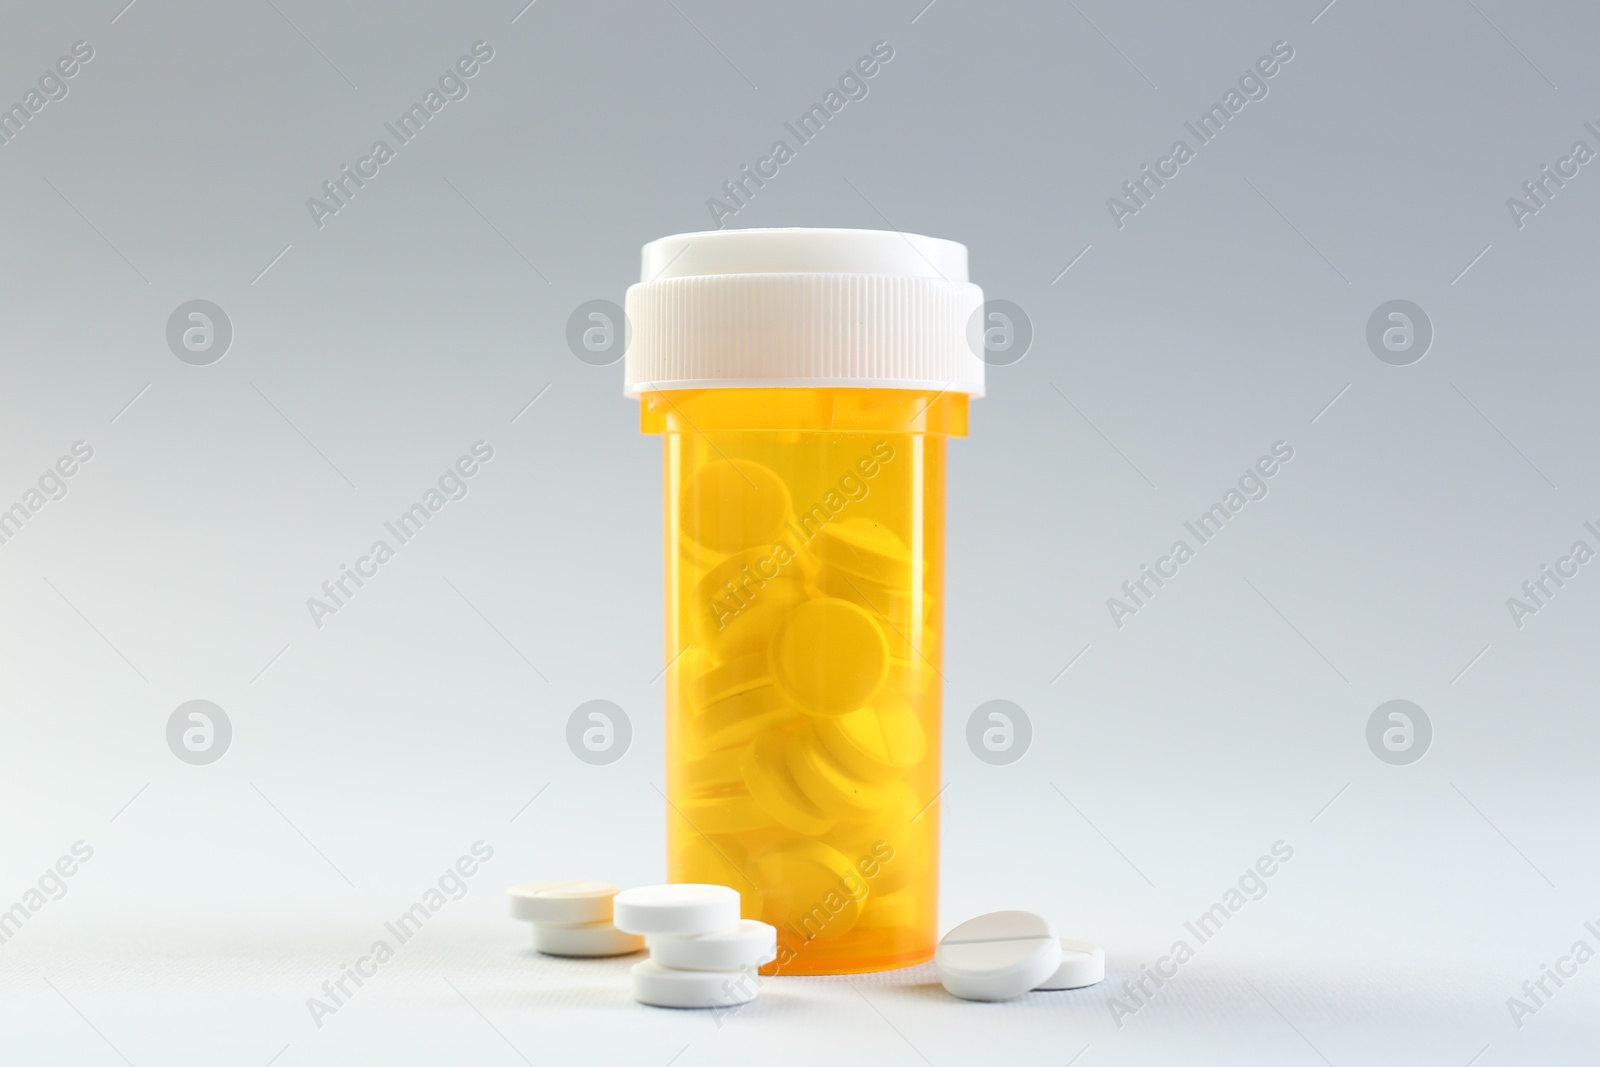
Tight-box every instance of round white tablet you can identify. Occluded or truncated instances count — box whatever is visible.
[936,910,1061,1002]
[613,884,742,936]
[531,921,644,958]
[1034,937,1105,990]
[649,920,777,971]
[507,880,618,925]
[631,959,759,1009]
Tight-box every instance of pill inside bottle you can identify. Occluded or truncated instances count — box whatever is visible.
[624,227,984,975]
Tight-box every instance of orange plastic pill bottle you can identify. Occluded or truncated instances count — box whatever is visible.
[624,228,984,974]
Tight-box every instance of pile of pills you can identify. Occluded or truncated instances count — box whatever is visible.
[672,456,939,961]
[507,880,643,958]
[509,880,778,1009]
[935,910,1104,1001]
[614,884,777,1009]
[509,880,1102,1008]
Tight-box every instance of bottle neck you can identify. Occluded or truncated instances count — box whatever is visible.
[640,388,969,437]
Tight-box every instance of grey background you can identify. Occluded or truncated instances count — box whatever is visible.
[2,0,1597,1063]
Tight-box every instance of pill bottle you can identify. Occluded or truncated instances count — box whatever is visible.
[625,228,983,975]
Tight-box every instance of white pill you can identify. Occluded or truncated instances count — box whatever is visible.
[613,884,742,936]
[531,920,644,958]
[1034,938,1105,990]
[631,959,760,1009]
[507,880,618,925]
[936,910,1061,1002]
[649,920,777,971]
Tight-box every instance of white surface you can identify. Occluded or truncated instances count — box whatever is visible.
[506,880,617,925]
[624,228,985,396]
[613,884,743,937]
[1036,937,1107,991]
[936,910,1062,1001]
[649,920,779,972]
[530,920,644,959]
[3,910,1598,1066]
[631,959,760,1010]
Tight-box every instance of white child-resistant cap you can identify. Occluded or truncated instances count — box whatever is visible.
[623,227,985,397]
